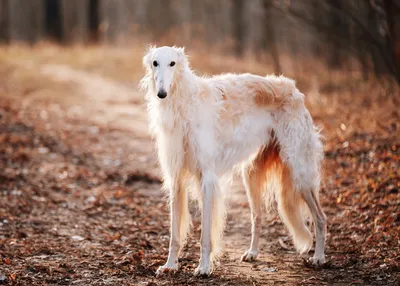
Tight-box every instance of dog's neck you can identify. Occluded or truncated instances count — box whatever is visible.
[170,68,198,100]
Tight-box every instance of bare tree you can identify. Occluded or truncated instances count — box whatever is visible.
[327,0,344,68]
[61,0,89,43]
[99,0,135,43]
[382,0,400,79]
[8,0,44,43]
[0,0,8,42]
[145,0,174,41]
[262,0,281,74]
[232,0,245,57]
[88,0,100,42]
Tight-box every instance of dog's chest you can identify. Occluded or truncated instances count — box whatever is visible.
[156,104,180,132]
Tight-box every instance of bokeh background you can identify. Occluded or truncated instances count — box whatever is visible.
[0,1,399,285]
[1,0,400,80]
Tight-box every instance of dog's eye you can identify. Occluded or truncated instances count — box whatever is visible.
[170,61,175,67]
[153,61,158,67]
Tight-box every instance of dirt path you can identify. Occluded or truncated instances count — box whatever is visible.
[1,54,398,285]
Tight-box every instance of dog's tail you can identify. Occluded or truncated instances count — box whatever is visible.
[262,86,323,254]
[276,165,313,254]
[262,143,313,255]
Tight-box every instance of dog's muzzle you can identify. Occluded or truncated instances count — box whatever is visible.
[157,90,167,99]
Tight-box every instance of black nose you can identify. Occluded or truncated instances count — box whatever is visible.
[157,90,167,99]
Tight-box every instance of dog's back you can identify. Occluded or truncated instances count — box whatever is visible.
[208,73,303,109]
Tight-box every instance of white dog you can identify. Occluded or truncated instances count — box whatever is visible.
[140,46,327,276]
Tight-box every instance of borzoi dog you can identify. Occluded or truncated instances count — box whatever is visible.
[140,46,327,276]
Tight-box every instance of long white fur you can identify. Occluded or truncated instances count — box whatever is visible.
[140,46,327,276]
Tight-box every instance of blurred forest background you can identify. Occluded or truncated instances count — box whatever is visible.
[0,0,399,81]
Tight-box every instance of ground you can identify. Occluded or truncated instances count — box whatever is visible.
[0,45,399,285]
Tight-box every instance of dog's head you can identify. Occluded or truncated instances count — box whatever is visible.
[141,46,188,99]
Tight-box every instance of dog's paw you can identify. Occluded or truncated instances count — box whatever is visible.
[309,255,325,266]
[156,263,178,277]
[193,264,212,277]
[241,249,259,262]
[303,255,326,268]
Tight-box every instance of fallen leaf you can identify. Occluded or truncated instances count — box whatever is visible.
[262,267,278,273]
[71,235,85,241]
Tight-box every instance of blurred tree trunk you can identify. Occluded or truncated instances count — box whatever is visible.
[144,0,173,41]
[45,0,62,41]
[99,0,134,43]
[327,0,343,68]
[61,0,89,43]
[172,0,191,43]
[358,41,370,80]
[130,0,148,37]
[232,0,245,57]
[354,1,370,80]
[99,0,117,42]
[189,0,205,40]
[8,0,44,43]
[0,0,8,42]
[311,0,323,58]
[367,2,388,76]
[383,0,400,80]
[181,0,192,42]
[262,0,281,74]
[88,0,100,42]
[204,1,219,44]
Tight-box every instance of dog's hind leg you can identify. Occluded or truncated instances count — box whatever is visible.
[301,189,327,265]
[240,148,267,262]
[241,144,281,262]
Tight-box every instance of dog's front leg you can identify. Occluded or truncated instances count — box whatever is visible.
[156,181,187,276]
[194,172,218,276]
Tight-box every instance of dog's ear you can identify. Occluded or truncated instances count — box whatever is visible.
[142,46,155,70]
[176,47,189,68]
[140,46,156,94]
